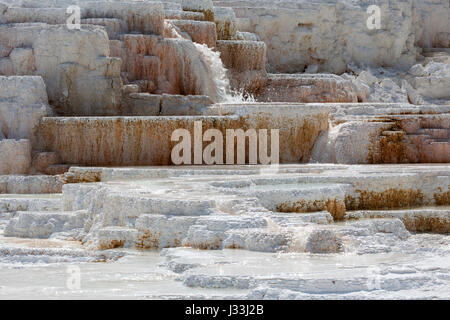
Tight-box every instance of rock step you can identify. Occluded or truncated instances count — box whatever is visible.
[32,152,72,175]
[182,273,433,294]
[334,114,450,125]
[337,114,450,125]
[96,227,138,250]
[4,210,88,239]
[0,139,32,175]
[167,19,217,48]
[256,73,358,103]
[44,164,72,175]
[66,164,449,183]
[419,117,450,130]
[418,128,449,139]
[161,1,182,10]
[90,193,218,221]
[269,211,333,226]
[134,214,287,251]
[0,175,64,194]
[332,116,393,124]
[422,48,450,64]
[429,140,450,145]
[165,10,205,21]
[381,131,404,137]
[422,48,450,54]
[64,165,352,183]
[345,208,450,233]
[2,2,165,36]
[37,104,328,166]
[406,136,450,162]
[32,152,61,173]
[329,103,450,116]
[92,214,272,251]
[122,93,212,116]
[0,216,10,230]
[235,183,349,220]
[422,142,450,163]
[81,18,127,40]
[421,139,450,147]
[406,134,431,144]
[0,246,124,265]
[0,195,62,213]
[421,137,437,144]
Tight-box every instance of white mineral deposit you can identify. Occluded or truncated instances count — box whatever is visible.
[0,0,449,300]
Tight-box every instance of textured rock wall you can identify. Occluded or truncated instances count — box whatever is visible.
[183,0,215,21]
[0,76,51,174]
[311,121,392,164]
[310,103,450,164]
[32,25,122,116]
[167,19,217,48]
[81,2,164,35]
[413,0,450,48]
[0,0,165,35]
[0,1,168,116]
[38,117,247,166]
[0,174,64,193]
[216,40,267,92]
[408,62,450,100]
[0,76,51,140]
[121,92,213,116]
[213,6,237,40]
[37,104,329,165]
[0,7,67,24]
[256,74,358,103]
[214,0,449,73]
[0,139,31,174]
[0,24,123,116]
[111,34,225,101]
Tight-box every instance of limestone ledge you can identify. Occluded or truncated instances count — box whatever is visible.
[0,24,122,116]
[47,164,450,252]
[37,104,329,165]
[0,175,64,194]
[217,0,449,73]
[0,76,50,140]
[0,195,62,213]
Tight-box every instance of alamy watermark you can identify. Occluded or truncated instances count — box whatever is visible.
[367,5,381,30]
[66,5,81,30]
[66,265,81,290]
[170,121,279,165]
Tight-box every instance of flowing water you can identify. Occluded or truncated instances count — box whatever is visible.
[1,244,448,299]
[165,20,254,103]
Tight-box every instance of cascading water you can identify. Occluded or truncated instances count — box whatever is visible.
[193,42,232,102]
[194,43,256,103]
[164,20,254,103]
[196,43,257,103]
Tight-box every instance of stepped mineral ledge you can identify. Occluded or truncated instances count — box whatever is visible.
[0,0,449,299]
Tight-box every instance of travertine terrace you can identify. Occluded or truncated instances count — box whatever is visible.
[0,0,449,299]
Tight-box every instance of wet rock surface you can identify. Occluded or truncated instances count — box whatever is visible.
[0,164,449,299]
[0,0,449,299]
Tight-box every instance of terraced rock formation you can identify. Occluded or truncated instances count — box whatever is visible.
[0,0,448,299]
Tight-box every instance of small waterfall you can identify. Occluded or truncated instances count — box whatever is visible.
[195,43,256,103]
[164,20,185,39]
[193,42,231,102]
[164,20,253,103]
